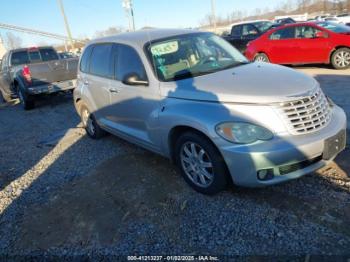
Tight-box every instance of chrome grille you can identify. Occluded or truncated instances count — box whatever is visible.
[276,89,331,135]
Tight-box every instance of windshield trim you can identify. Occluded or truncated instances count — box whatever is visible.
[143,32,248,82]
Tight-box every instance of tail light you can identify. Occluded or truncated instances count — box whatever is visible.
[22,65,32,85]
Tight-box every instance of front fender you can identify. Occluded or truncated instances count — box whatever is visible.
[157,98,247,157]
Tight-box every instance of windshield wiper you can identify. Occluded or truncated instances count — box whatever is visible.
[173,70,213,81]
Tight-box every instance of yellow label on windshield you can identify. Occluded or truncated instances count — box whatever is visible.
[150,41,179,56]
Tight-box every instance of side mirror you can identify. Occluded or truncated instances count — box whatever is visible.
[122,73,149,86]
[315,31,328,38]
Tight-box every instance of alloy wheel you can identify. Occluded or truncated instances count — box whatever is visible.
[334,50,350,68]
[180,142,214,188]
[255,55,268,62]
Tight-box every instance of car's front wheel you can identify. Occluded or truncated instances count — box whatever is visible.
[78,102,106,139]
[331,48,350,69]
[175,131,229,195]
[254,53,270,63]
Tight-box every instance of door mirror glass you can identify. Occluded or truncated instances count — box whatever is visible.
[122,73,149,86]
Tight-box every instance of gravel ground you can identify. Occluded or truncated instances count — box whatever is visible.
[0,68,349,259]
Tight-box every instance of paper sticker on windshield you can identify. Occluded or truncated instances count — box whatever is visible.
[151,41,178,56]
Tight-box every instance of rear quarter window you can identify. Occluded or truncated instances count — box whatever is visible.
[80,45,93,73]
[11,51,30,66]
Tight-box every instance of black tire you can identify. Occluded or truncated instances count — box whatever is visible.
[18,89,35,110]
[174,131,229,195]
[331,48,350,70]
[254,53,270,63]
[78,102,106,139]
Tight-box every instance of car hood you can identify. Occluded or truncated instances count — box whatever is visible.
[160,62,319,104]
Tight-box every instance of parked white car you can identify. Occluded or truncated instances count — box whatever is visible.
[336,14,350,24]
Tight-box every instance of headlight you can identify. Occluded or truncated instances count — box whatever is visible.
[215,122,274,144]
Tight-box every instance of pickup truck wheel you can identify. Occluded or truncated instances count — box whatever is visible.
[254,53,270,63]
[18,89,35,110]
[79,103,106,139]
[331,48,350,69]
[175,132,229,195]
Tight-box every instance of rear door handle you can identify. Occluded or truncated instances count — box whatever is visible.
[83,80,89,85]
[109,88,120,93]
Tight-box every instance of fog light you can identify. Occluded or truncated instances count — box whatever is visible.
[257,169,274,181]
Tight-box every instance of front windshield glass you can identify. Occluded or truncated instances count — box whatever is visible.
[316,22,350,33]
[253,21,274,32]
[146,33,248,81]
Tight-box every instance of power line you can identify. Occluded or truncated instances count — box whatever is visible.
[0,22,85,43]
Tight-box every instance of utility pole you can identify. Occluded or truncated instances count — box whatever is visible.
[122,0,135,31]
[57,0,75,50]
[211,0,217,33]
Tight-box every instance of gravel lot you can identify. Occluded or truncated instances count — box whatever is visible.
[0,67,349,259]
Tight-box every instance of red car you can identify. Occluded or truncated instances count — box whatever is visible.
[245,21,350,69]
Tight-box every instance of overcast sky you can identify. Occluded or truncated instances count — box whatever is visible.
[0,0,284,46]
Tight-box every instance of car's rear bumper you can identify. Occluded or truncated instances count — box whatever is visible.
[219,105,347,187]
[27,79,77,95]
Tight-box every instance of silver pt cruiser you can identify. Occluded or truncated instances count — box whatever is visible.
[74,29,347,194]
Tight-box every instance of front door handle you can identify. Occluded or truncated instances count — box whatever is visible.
[109,88,120,93]
[83,80,89,85]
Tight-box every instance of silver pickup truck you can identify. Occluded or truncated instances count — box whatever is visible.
[0,46,78,109]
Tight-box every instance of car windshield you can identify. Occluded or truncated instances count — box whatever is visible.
[316,22,350,33]
[146,32,248,81]
[253,21,274,32]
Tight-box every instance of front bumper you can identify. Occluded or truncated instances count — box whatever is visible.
[220,105,347,187]
[27,79,77,95]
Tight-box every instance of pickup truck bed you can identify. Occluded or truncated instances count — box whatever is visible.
[0,46,78,109]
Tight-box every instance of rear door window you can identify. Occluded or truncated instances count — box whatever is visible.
[39,48,59,61]
[115,44,147,81]
[89,44,113,78]
[270,27,295,40]
[295,26,321,38]
[11,51,30,66]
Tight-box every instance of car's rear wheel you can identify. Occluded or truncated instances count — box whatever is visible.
[254,53,270,63]
[78,102,106,139]
[18,89,35,110]
[174,131,229,195]
[331,48,350,69]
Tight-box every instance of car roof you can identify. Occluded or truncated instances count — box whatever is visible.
[271,22,322,30]
[230,20,270,27]
[89,28,202,48]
